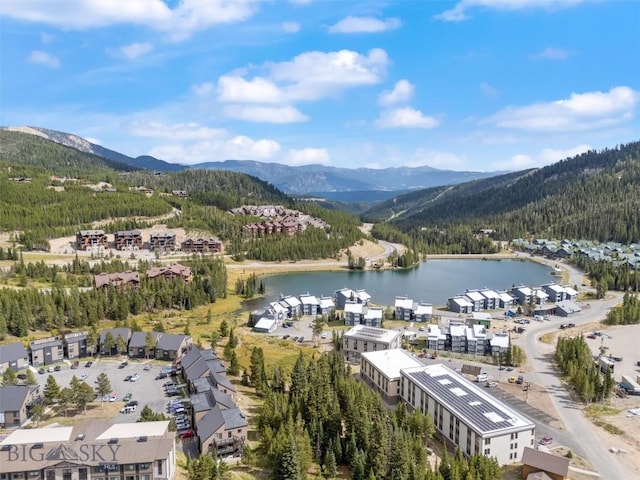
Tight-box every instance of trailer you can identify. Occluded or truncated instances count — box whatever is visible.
[620,375,640,395]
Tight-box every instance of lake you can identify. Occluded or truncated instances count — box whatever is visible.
[242,258,557,310]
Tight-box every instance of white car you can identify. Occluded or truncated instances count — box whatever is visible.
[130,373,140,382]
[321,332,328,339]
[109,393,119,402]
[80,374,88,381]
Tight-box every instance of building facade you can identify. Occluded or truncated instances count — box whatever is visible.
[76,230,109,251]
[360,349,423,404]
[342,325,402,364]
[64,332,89,359]
[29,336,64,366]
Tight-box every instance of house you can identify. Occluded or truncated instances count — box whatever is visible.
[99,328,132,355]
[395,296,414,321]
[534,289,549,305]
[464,290,486,312]
[447,296,473,314]
[511,286,534,305]
[0,342,29,374]
[355,289,372,305]
[279,295,302,318]
[181,237,222,253]
[498,291,516,309]
[489,332,510,356]
[196,405,248,456]
[466,324,488,355]
[541,283,568,302]
[75,230,109,251]
[29,336,64,366]
[93,271,140,289]
[363,307,383,327]
[400,363,535,465]
[426,325,446,352]
[299,293,319,316]
[146,263,192,282]
[471,312,492,328]
[561,286,578,301]
[334,287,356,309]
[253,316,278,333]
[114,230,143,250]
[448,322,467,353]
[157,333,193,362]
[0,420,176,480]
[414,302,433,323]
[344,301,365,326]
[181,349,233,395]
[521,447,569,480]
[360,349,423,404]
[149,232,176,252]
[128,331,162,358]
[318,296,335,316]
[342,325,402,364]
[64,331,89,359]
[0,385,39,428]
[480,289,500,310]
[555,301,581,317]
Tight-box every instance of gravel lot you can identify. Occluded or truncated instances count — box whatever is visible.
[33,357,177,423]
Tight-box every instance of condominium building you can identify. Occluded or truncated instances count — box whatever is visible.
[342,325,402,364]
[360,349,423,404]
[400,363,535,465]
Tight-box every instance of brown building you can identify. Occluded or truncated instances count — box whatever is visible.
[181,238,222,254]
[146,264,192,282]
[114,230,143,250]
[196,406,247,457]
[0,420,176,479]
[150,232,176,252]
[29,336,64,367]
[522,447,569,480]
[0,385,40,428]
[94,271,140,289]
[0,342,29,372]
[64,331,89,359]
[76,230,109,251]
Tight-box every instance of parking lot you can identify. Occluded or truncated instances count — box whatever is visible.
[32,357,178,423]
[266,317,332,344]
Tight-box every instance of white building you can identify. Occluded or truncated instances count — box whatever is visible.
[414,302,433,323]
[363,307,383,327]
[400,363,535,465]
[360,349,423,404]
[395,296,414,321]
[343,325,402,364]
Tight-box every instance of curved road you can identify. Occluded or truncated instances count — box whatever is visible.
[515,291,631,478]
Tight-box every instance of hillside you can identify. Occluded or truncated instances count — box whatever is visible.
[365,141,640,243]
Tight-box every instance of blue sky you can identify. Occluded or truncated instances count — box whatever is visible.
[1,0,639,171]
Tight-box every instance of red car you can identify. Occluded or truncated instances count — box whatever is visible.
[179,430,195,439]
[586,334,596,339]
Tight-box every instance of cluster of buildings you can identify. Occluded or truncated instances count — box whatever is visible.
[75,230,222,254]
[251,293,337,333]
[357,346,536,466]
[229,204,329,238]
[93,263,192,289]
[179,348,247,457]
[447,283,581,318]
[513,238,640,268]
[0,420,177,480]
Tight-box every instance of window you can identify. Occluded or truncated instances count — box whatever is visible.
[484,438,491,445]
[157,460,163,476]
[125,476,134,480]
[141,476,150,480]
[228,431,232,438]
[79,468,88,480]
[510,432,518,440]
[139,464,150,470]
[125,464,136,471]
[484,448,490,455]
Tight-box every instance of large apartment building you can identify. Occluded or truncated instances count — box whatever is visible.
[0,420,176,480]
[75,230,109,251]
[400,363,535,465]
[342,325,402,364]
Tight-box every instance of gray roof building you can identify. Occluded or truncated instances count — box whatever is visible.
[0,342,29,371]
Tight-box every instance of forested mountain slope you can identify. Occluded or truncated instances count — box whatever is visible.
[365,142,640,243]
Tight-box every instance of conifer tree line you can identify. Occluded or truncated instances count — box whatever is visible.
[0,256,226,339]
[571,256,640,296]
[250,349,502,480]
[554,336,614,403]
[604,292,640,325]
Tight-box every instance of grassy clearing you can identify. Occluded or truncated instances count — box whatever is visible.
[539,332,556,344]
[585,404,625,435]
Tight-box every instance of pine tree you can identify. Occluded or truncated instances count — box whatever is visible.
[323,449,337,478]
[2,368,18,386]
[94,372,112,406]
[43,375,61,404]
[272,434,302,480]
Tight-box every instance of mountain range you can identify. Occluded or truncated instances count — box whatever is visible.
[1,126,501,199]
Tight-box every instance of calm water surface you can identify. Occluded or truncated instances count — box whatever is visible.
[242,258,556,310]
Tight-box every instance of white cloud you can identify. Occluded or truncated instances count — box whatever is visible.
[531,47,570,60]
[2,0,258,41]
[282,21,300,33]
[488,86,639,132]
[223,105,309,123]
[286,148,330,165]
[328,16,401,34]
[217,48,389,104]
[378,80,414,106]
[436,0,586,22]
[192,82,214,96]
[129,121,226,141]
[217,76,285,103]
[480,82,498,98]
[27,50,60,68]
[490,144,592,170]
[120,42,153,59]
[375,107,439,129]
[40,32,55,44]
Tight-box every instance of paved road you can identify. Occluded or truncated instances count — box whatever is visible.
[517,292,631,478]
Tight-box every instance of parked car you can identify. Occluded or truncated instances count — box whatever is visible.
[506,367,514,372]
[143,364,152,371]
[179,430,195,439]
[124,375,132,382]
[516,375,524,385]
[71,361,79,369]
[80,374,89,381]
[120,405,136,414]
[109,393,120,402]
[156,373,168,380]
[586,334,597,339]
[298,336,304,343]
[123,393,133,402]
[54,365,62,371]
[508,376,517,383]
[85,361,93,368]
[118,362,128,369]
[38,368,46,374]
[126,400,139,407]
[47,366,55,372]
[130,373,140,382]
[321,332,328,339]
[539,436,553,446]
[485,381,498,388]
